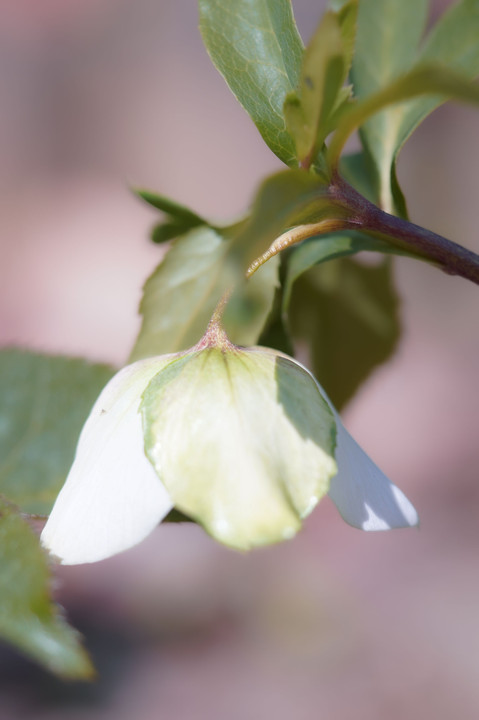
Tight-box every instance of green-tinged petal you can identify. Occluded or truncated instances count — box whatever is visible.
[41,357,175,565]
[142,345,337,550]
[258,347,419,530]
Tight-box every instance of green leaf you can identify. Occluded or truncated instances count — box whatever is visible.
[393,0,479,168]
[150,220,194,245]
[0,500,94,679]
[258,281,295,356]
[339,152,377,202]
[223,256,279,345]
[328,64,479,180]
[0,351,115,516]
[230,169,331,271]
[199,0,303,165]
[134,189,207,244]
[349,0,429,213]
[129,226,279,360]
[134,189,206,225]
[349,0,479,215]
[284,3,357,163]
[283,231,394,308]
[288,256,400,410]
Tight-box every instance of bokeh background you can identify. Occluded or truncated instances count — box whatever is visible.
[1,0,479,718]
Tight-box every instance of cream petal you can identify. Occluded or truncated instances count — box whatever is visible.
[327,417,419,530]
[41,357,175,564]
[255,347,418,530]
[142,348,337,550]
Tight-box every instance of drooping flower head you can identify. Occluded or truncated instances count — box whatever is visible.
[41,323,418,565]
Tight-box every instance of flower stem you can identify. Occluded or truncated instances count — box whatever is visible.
[329,174,479,285]
[196,291,234,351]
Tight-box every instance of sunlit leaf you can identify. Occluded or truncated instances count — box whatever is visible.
[199,0,303,165]
[0,350,114,516]
[284,2,357,163]
[0,501,93,679]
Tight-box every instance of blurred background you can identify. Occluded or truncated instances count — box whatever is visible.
[1,0,479,718]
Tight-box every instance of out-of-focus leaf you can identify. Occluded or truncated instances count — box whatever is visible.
[0,351,114,516]
[349,0,429,214]
[231,169,331,271]
[130,226,279,360]
[134,189,207,244]
[134,189,206,224]
[199,0,303,165]
[393,0,479,169]
[288,256,400,410]
[223,256,279,345]
[328,65,479,182]
[350,0,479,215]
[283,231,395,308]
[257,281,295,356]
[150,220,195,245]
[284,2,357,163]
[0,500,93,679]
[339,152,377,203]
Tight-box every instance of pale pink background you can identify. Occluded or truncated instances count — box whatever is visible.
[0,1,478,718]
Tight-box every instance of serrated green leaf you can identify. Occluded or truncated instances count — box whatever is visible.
[284,3,357,164]
[288,256,400,410]
[199,0,303,165]
[0,500,94,679]
[0,351,115,516]
[129,226,279,360]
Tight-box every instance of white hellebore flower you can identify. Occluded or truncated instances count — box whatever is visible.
[41,326,418,565]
